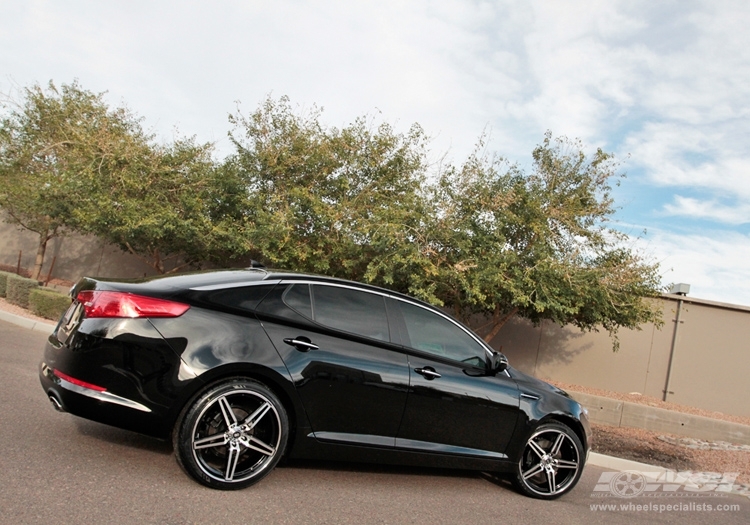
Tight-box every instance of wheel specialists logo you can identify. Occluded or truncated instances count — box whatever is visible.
[592,470,740,499]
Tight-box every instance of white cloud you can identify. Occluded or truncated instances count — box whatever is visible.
[634,228,750,306]
[663,196,750,225]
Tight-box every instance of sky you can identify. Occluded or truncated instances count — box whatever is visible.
[2,0,750,305]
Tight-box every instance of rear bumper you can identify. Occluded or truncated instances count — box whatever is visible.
[38,316,196,439]
[40,362,152,413]
[39,359,171,438]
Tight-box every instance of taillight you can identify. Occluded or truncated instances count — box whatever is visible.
[54,369,107,392]
[76,290,190,318]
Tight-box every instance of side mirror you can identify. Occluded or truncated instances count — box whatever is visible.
[489,351,509,374]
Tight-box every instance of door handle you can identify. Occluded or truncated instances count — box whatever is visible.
[414,367,441,380]
[283,337,319,352]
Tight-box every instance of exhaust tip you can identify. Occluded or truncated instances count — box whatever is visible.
[48,393,64,412]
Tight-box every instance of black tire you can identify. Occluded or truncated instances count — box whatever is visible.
[511,421,584,500]
[174,378,288,490]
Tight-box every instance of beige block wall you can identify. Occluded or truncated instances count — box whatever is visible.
[483,297,750,418]
[665,302,750,416]
[0,219,157,281]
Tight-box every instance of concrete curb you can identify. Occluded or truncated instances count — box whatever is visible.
[588,452,669,474]
[0,309,56,333]
[586,453,750,499]
[570,391,750,446]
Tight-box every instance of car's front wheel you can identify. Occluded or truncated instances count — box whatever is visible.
[174,379,288,490]
[511,421,584,499]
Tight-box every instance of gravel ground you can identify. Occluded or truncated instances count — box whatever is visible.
[1,297,748,486]
[549,380,750,486]
[592,424,750,485]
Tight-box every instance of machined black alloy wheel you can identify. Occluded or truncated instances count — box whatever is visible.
[175,379,289,489]
[512,422,583,499]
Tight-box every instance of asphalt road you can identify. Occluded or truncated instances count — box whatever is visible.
[1,319,748,525]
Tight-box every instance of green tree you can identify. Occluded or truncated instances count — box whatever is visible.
[228,96,430,282]
[0,81,147,279]
[401,132,663,347]
[72,136,250,274]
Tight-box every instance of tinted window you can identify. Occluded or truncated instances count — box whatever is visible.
[283,284,312,319]
[204,284,275,312]
[397,300,486,366]
[312,285,390,342]
[255,285,313,325]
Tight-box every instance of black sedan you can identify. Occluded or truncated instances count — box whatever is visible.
[39,268,590,499]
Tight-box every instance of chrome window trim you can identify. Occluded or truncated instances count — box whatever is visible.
[189,279,281,291]
[277,280,391,297]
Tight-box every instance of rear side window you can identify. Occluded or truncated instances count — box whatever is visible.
[203,284,275,312]
[312,285,390,342]
[282,284,312,319]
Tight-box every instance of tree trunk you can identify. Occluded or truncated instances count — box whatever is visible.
[482,307,519,343]
[31,229,49,281]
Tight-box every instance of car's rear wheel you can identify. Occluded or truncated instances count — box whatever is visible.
[511,421,583,499]
[174,379,288,490]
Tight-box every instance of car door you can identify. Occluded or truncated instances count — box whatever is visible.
[390,298,520,458]
[257,282,410,447]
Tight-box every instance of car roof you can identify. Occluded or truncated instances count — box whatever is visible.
[87,268,434,310]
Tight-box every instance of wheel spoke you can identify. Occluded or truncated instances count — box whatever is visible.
[242,402,271,430]
[547,468,557,494]
[528,439,547,459]
[522,462,545,480]
[550,433,566,456]
[218,395,238,427]
[240,435,276,456]
[193,432,228,450]
[556,459,578,469]
[225,441,241,481]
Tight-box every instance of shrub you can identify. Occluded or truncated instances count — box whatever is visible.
[29,288,71,320]
[0,271,14,297]
[6,274,40,309]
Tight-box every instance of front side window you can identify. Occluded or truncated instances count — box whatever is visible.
[397,300,486,367]
[311,285,390,342]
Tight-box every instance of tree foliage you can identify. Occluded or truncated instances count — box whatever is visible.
[228,96,430,282]
[399,132,663,346]
[0,81,145,278]
[73,136,248,274]
[228,100,662,346]
[0,81,246,276]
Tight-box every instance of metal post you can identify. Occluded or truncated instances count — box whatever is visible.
[663,298,684,401]
[44,256,57,286]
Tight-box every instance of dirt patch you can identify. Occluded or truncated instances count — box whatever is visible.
[592,423,750,485]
